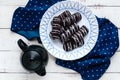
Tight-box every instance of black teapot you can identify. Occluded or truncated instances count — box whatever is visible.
[18,39,48,76]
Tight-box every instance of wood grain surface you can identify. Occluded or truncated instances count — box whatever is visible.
[0,0,120,80]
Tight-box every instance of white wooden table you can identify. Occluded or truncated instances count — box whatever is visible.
[0,0,120,80]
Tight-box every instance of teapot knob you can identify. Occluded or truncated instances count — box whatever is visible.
[18,39,28,52]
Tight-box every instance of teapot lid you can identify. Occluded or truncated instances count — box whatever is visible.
[21,51,42,70]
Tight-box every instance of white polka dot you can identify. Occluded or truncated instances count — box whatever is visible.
[102,60,105,62]
[20,18,22,20]
[91,70,94,72]
[105,43,108,46]
[92,75,94,77]
[96,74,99,77]
[98,49,100,51]
[102,44,104,46]
[104,33,107,36]
[26,18,29,20]
[28,9,30,11]
[29,4,32,6]
[93,50,96,52]
[111,47,113,49]
[35,1,38,3]
[88,75,90,77]
[104,53,107,54]
[100,35,102,37]
[41,8,43,10]
[24,21,26,23]
[89,62,91,64]
[68,66,71,68]
[82,64,84,66]
[16,15,18,17]
[11,28,14,30]
[29,15,31,17]
[34,9,37,11]
[109,37,111,40]
[87,70,89,73]
[21,24,23,26]
[17,21,20,23]
[96,61,98,63]
[30,22,32,24]
[18,27,20,30]
[34,5,37,7]
[38,12,40,14]
[35,16,38,18]
[13,18,15,20]
[79,67,81,69]
[74,67,76,70]
[40,3,43,5]
[115,41,117,44]
[96,69,98,72]
[100,69,103,71]
[106,48,109,50]
[31,12,34,15]
[18,11,21,13]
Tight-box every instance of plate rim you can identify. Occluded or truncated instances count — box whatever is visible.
[40,1,99,60]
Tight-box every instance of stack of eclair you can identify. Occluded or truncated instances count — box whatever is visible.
[50,10,89,51]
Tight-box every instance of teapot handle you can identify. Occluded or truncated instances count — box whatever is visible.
[18,39,28,52]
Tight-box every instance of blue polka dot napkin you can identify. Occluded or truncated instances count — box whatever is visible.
[56,17,119,80]
[11,0,119,80]
[11,0,61,40]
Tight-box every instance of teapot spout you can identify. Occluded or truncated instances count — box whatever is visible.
[18,39,28,52]
[35,67,46,76]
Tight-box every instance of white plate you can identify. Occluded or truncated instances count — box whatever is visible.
[40,1,98,60]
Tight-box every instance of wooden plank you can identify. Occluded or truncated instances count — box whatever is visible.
[0,6,120,28]
[0,29,39,50]
[0,29,119,73]
[1,0,120,6]
[0,0,28,6]
[0,28,119,51]
[0,73,119,80]
[0,50,120,73]
[0,73,81,80]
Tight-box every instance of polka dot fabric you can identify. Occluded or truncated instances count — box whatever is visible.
[11,0,62,40]
[56,17,119,80]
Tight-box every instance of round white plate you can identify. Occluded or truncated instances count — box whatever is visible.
[40,1,98,60]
